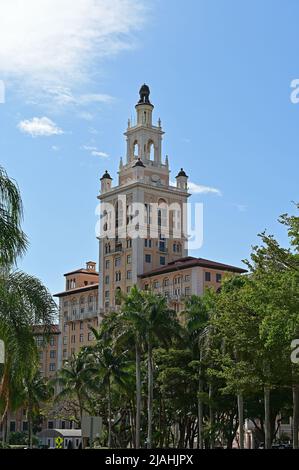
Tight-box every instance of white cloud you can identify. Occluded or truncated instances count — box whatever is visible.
[82,145,97,151]
[82,145,109,158]
[43,87,115,108]
[171,180,222,196]
[51,145,60,151]
[92,151,109,158]
[234,204,247,212]
[188,181,222,196]
[18,117,64,137]
[0,0,146,92]
[78,112,94,121]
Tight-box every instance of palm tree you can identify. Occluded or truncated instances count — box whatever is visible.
[0,272,56,430]
[53,350,96,429]
[91,340,130,448]
[183,295,209,449]
[0,167,56,435]
[120,286,147,449]
[143,291,178,449]
[0,166,27,267]
[23,370,53,448]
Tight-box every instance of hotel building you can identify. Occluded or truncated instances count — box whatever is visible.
[55,85,246,357]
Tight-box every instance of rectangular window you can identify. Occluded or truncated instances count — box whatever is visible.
[50,350,56,359]
[48,421,54,430]
[105,259,110,269]
[22,422,28,432]
[49,363,56,372]
[144,204,152,225]
[105,290,110,298]
[185,287,191,296]
[88,332,93,342]
[71,335,76,344]
[145,254,151,263]
[105,275,110,284]
[63,336,67,345]
[63,349,67,358]
[154,281,159,289]
[127,270,132,280]
[159,236,166,252]
[115,257,121,267]
[71,323,76,331]
[216,273,222,283]
[160,256,166,266]
[205,272,211,282]
[80,334,84,343]
[127,255,132,264]
[50,337,55,346]
[126,286,131,293]
[10,421,16,433]
[185,274,190,282]
[36,336,44,347]
[115,272,121,282]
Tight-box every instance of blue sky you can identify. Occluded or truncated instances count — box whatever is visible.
[0,0,298,294]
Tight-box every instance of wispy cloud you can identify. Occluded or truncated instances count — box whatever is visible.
[82,145,109,158]
[233,203,247,212]
[92,151,109,158]
[0,1,146,88]
[41,87,115,109]
[18,117,64,137]
[188,181,222,196]
[171,180,222,196]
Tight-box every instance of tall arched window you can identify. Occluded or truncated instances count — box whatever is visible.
[133,140,139,158]
[147,140,154,160]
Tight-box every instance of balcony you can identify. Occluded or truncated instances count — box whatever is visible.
[113,243,123,253]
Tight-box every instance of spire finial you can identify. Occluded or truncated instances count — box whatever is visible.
[138,84,151,104]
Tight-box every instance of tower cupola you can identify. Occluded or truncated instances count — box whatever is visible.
[176,168,188,190]
[135,83,154,127]
[100,170,112,193]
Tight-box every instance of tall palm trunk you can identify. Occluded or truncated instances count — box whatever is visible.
[108,378,112,448]
[209,383,214,449]
[264,386,271,449]
[237,393,244,449]
[147,340,153,449]
[135,342,141,449]
[28,406,33,449]
[197,365,203,449]
[293,384,299,449]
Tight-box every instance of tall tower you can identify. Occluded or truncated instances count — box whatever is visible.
[97,85,190,313]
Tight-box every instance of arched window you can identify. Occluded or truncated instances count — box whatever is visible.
[133,140,139,158]
[147,140,154,160]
